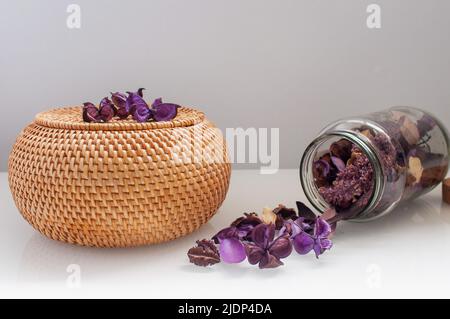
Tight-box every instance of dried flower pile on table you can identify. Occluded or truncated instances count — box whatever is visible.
[187,202,334,269]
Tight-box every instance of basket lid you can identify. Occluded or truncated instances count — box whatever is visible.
[34,106,205,131]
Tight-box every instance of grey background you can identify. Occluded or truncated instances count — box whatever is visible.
[1,0,450,171]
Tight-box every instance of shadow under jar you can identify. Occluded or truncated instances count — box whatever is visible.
[300,106,450,221]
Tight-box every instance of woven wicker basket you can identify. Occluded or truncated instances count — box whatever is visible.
[8,106,231,247]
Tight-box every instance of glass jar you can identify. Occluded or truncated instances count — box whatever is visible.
[300,106,449,221]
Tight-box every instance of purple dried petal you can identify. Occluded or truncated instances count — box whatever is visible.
[281,218,310,238]
[82,102,99,123]
[268,236,292,259]
[113,92,131,119]
[219,238,246,264]
[116,106,130,119]
[153,103,178,122]
[152,97,163,108]
[212,226,239,244]
[319,238,333,250]
[230,213,262,239]
[245,243,265,265]
[99,104,116,122]
[313,243,322,259]
[314,218,331,238]
[111,93,127,119]
[111,92,127,109]
[292,232,314,255]
[187,239,220,267]
[312,238,333,258]
[98,97,116,122]
[132,104,153,122]
[278,222,292,237]
[251,223,275,248]
[259,252,283,269]
[127,90,148,111]
[99,97,112,109]
[331,156,346,172]
[314,159,330,177]
[288,220,302,237]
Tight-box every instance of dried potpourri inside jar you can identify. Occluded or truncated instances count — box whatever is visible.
[300,106,449,221]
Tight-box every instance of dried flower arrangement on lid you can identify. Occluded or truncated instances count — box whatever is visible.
[82,88,179,123]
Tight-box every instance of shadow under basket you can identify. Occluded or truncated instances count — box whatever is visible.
[8,107,231,247]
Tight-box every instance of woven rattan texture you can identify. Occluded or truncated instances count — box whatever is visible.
[8,107,231,247]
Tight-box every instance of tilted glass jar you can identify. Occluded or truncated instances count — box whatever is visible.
[300,106,449,221]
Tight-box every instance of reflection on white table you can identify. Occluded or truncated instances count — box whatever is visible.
[1,170,450,298]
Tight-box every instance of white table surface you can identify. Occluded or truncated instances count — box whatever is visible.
[1,169,450,299]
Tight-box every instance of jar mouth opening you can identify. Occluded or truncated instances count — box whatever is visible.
[300,130,385,220]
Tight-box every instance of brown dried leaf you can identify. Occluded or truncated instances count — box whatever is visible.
[187,239,220,267]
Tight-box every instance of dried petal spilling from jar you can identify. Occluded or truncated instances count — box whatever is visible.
[187,202,334,269]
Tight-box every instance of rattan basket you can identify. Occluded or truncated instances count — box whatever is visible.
[8,106,231,247]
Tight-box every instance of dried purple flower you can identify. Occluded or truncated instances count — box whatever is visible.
[132,104,153,123]
[82,102,99,123]
[152,97,163,108]
[98,97,116,122]
[187,239,220,267]
[111,92,129,119]
[153,103,179,122]
[189,202,334,270]
[126,90,148,112]
[279,217,311,238]
[211,213,262,264]
[213,213,262,243]
[293,218,332,258]
[125,89,153,123]
[245,224,292,269]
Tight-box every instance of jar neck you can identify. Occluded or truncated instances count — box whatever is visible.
[300,129,385,220]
